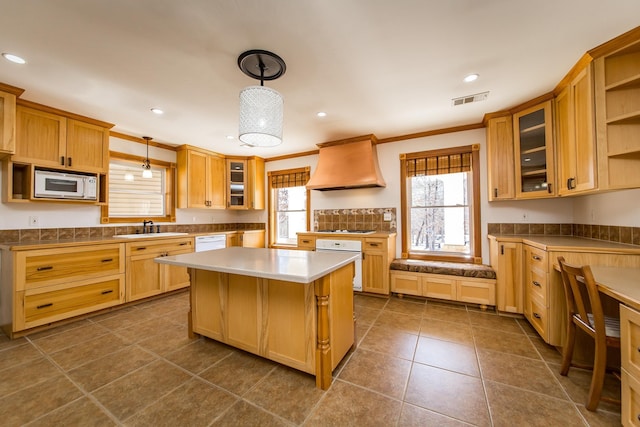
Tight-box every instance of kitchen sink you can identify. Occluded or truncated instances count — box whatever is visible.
[114,232,189,238]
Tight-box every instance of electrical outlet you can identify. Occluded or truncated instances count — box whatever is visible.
[383,212,392,221]
[29,216,39,227]
[521,212,528,222]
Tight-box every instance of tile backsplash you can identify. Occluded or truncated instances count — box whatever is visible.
[314,208,397,233]
[488,222,640,247]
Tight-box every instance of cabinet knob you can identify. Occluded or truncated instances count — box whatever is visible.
[533,312,542,319]
[547,183,552,194]
[532,255,541,261]
[60,156,65,166]
[567,177,576,190]
[67,157,72,167]
[532,281,541,287]
[493,188,498,198]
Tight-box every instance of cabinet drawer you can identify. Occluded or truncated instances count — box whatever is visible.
[622,305,640,380]
[364,239,385,251]
[423,275,456,301]
[457,279,496,306]
[19,244,123,290]
[297,236,316,250]
[527,268,548,302]
[622,368,640,427]
[527,295,548,339]
[126,238,193,256]
[390,272,421,296]
[23,276,123,327]
[526,246,548,272]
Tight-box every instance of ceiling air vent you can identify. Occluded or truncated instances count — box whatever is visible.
[452,91,489,107]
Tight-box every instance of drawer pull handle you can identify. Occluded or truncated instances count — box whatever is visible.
[369,243,380,247]
[637,347,640,353]
[533,312,542,319]
[101,258,113,263]
[532,281,541,287]
[136,247,147,251]
[302,240,310,243]
[179,242,188,246]
[532,255,542,261]
[37,266,53,271]
[37,303,53,309]
[101,290,114,295]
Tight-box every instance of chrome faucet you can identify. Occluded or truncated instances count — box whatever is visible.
[143,220,154,233]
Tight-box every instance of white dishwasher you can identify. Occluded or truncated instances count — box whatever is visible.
[315,239,363,291]
[195,234,227,252]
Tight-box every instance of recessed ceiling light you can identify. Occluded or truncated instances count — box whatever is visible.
[463,73,479,83]
[226,135,235,140]
[150,108,164,115]
[316,112,327,117]
[2,53,26,64]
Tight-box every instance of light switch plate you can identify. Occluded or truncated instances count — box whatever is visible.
[383,212,392,221]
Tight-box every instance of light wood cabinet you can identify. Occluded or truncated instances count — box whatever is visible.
[594,37,640,190]
[13,104,110,173]
[486,115,515,200]
[0,87,20,157]
[236,230,265,248]
[297,235,316,250]
[621,304,640,426]
[523,244,552,340]
[556,65,597,195]
[176,145,226,209]
[362,238,389,294]
[125,237,194,302]
[513,101,556,198]
[489,237,523,314]
[1,242,125,336]
[226,157,265,210]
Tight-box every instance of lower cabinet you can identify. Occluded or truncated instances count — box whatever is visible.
[125,237,194,302]
[621,304,640,426]
[489,237,524,314]
[390,270,496,307]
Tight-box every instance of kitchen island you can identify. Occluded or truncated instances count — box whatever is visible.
[154,246,358,389]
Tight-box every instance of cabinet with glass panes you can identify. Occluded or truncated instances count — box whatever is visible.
[513,100,555,198]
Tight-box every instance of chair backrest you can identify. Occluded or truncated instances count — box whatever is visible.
[557,256,605,338]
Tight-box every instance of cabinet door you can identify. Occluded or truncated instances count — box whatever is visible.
[495,241,523,313]
[227,159,247,208]
[127,253,163,301]
[186,150,209,208]
[0,91,17,156]
[513,101,555,198]
[557,67,596,195]
[486,115,515,200]
[14,106,66,167]
[362,247,387,295]
[240,231,265,248]
[208,154,226,209]
[66,119,109,173]
[248,157,265,209]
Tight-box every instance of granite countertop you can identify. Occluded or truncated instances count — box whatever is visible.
[154,246,359,283]
[488,234,640,254]
[297,231,396,238]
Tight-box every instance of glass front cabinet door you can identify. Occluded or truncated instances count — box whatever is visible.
[513,100,555,198]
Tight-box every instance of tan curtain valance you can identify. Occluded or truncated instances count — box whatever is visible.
[269,167,310,188]
[405,151,471,177]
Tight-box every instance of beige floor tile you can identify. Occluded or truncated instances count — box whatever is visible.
[549,362,621,414]
[577,404,621,427]
[355,321,372,346]
[338,348,411,399]
[93,306,159,331]
[419,317,475,346]
[211,400,290,426]
[48,332,130,371]
[517,317,540,337]
[374,310,422,335]
[243,365,325,424]
[477,348,567,399]
[405,363,490,426]
[530,334,564,364]
[136,322,195,356]
[32,322,111,354]
[0,374,83,426]
[473,327,540,359]
[0,342,43,371]
[484,380,586,427]
[113,315,181,344]
[468,311,525,335]
[354,294,388,310]
[398,403,472,426]
[163,307,191,326]
[384,297,426,317]
[304,380,402,426]
[0,357,61,397]
[24,319,93,340]
[414,337,479,377]
[354,304,382,325]
[164,337,234,374]
[0,333,28,353]
[125,378,238,426]
[199,350,277,395]
[359,325,418,360]
[92,359,191,421]
[67,344,157,392]
[28,397,116,426]
[423,304,470,324]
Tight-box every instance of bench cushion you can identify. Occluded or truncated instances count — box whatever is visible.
[390,259,496,280]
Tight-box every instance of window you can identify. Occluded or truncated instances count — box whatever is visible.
[101,152,176,223]
[400,145,481,263]
[268,167,310,247]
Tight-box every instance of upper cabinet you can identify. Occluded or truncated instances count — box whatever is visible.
[226,157,264,210]
[486,115,515,200]
[13,102,111,174]
[0,84,23,158]
[555,64,597,195]
[513,101,555,198]
[594,36,640,190]
[176,145,226,209]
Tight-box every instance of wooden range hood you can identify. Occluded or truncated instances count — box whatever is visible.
[306,135,387,191]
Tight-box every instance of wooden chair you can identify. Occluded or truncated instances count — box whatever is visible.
[557,256,620,411]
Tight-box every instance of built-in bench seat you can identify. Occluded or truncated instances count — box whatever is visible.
[390,259,497,309]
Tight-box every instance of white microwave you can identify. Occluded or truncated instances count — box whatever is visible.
[34,170,98,200]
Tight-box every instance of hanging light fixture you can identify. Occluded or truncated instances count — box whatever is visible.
[237,49,286,147]
[142,136,153,178]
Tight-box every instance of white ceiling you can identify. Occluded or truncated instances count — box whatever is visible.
[1,1,639,158]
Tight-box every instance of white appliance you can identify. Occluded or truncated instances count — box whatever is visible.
[34,169,98,200]
[195,234,227,252]
[315,238,363,291]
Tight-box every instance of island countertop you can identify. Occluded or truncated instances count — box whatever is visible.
[154,246,359,283]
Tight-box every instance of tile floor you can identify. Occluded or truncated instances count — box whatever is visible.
[0,291,622,426]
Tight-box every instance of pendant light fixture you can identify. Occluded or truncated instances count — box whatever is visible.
[237,49,286,147]
[142,136,153,178]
